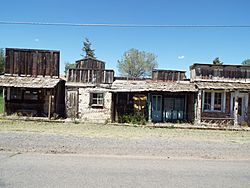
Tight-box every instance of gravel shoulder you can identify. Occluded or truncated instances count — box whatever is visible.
[0,120,250,160]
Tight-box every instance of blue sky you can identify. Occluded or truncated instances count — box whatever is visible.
[0,0,249,77]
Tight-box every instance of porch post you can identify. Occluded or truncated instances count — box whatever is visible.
[48,95,52,119]
[147,93,152,122]
[3,87,6,116]
[195,90,202,125]
[234,90,239,127]
[115,93,119,122]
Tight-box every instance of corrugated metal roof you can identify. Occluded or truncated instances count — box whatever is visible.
[0,75,61,88]
[111,80,197,92]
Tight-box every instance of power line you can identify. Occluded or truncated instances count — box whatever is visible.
[0,21,250,28]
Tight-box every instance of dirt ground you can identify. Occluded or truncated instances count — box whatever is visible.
[0,120,250,160]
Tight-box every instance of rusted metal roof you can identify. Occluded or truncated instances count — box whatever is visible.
[0,75,61,88]
[196,81,250,90]
[111,80,197,92]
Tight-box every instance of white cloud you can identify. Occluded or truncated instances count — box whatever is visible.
[178,55,185,59]
[34,38,39,42]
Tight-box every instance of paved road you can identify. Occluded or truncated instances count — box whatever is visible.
[0,152,249,188]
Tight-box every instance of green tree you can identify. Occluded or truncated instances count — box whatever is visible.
[64,62,75,75]
[0,48,4,74]
[81,38,95,58]
[212,57,223,65]
[117,48,157,78]
[242,59,250,66]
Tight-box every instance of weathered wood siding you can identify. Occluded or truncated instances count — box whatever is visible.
[190,64,250,82]
[67,69,114,84]
[5,48,60,77]
[248,93,250,125]
[76,58,105,70]
[54,80,66,117]
[187,93,195,122]
[66,88,79,118]
[152,70,186,81]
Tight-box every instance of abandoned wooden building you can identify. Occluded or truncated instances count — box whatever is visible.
[0,48,65,118]
[111,70,197,123]
[1,48,249,127]
[66,58,250,126]
[66,56,114,123]
[190,63,250,126]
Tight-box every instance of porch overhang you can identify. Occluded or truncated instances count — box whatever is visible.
[196,81,250,91]
[0,75,61,88]
[111,80,197,93]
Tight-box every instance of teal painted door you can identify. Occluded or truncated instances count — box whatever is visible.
[152,95,162,122]
[164,97,185,121]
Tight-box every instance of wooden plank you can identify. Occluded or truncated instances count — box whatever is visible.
[234,91,239,126]
[48,95,52,119]
[56,52,60,77]
[5,49,11,74]
[33,51,38,76]
[14,51,18,75]
[195,90,202,125]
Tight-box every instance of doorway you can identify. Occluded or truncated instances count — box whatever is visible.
[231,92,249,123]
[151,95,162,122]
[164,97,185,121]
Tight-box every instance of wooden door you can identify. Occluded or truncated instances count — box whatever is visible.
[151,95,162,122]
[66,89,79,118]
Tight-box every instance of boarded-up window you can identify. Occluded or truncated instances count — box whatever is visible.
[90,93,104,108]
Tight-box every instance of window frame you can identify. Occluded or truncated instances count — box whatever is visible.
[90,92,104,108]
[202,90,226,112]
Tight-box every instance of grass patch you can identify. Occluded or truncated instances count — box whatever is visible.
[0,119,249,143]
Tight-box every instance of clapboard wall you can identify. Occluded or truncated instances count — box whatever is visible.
[5,48,60,77]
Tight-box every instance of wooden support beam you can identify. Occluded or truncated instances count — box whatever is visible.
[148,93,152,122]
[115,93,119,122]
[48,95,52,119]
[87,70,90,83]
[2,89,5,115]
[195,90,202,125]
[234,90,239,127]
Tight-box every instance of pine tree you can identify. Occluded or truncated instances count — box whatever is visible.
[212,57,223,65]
[82,38,95,58]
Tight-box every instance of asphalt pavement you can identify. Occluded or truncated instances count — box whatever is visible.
[0,152,249,188]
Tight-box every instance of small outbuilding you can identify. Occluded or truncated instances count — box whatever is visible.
[0,48,65,118]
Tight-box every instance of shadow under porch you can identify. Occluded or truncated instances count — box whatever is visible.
[111,92,195,123]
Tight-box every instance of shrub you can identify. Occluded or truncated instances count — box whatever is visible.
[118,114,147,125]
[240,121,248,127]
